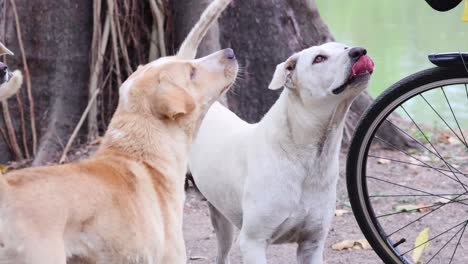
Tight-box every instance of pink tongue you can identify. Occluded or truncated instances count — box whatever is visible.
[351,55,374,77]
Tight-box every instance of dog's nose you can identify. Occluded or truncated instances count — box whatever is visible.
[224,48,236,60]
[349,47,367,61]
[0,62,7,78]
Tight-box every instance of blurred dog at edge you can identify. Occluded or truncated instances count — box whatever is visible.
[0,42,23,102]
[189,42,374,264]
[0,0,236,263]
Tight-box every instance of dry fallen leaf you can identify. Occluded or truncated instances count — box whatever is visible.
[416,204,432,213]
[335,209,350,216]
[332,240,354,250]
[0,164,9,174]
[435,196,452,204]
[377,158,391,165]
[332,239,370,250]
[447,136,460,145]
[189,256,208,260]
[412,227,430,263]
[437,132,450,143]
[394,204,420,213]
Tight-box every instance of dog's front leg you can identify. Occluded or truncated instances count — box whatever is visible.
[25,238,67,264]
[296,238,326,264]
[239,231,268,264]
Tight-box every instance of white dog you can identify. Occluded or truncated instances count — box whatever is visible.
[0,42,23,101]
[189,42,374,264]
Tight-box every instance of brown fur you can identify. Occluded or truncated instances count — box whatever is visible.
[0,51,237,264]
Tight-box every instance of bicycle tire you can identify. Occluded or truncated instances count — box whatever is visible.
[347,66,468,264]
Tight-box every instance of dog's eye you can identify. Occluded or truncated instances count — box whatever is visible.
[313,55,327,64]
[190,66,196,80]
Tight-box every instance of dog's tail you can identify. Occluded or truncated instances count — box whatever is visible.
[0,70,23,101]
[177,0,232,59]
[0,42,13,56]
[0,169,8,201]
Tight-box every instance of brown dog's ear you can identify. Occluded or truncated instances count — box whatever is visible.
[153,79,195,120]
[268,53,299,90]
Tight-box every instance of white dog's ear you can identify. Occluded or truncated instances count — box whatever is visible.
[268,53,299,90]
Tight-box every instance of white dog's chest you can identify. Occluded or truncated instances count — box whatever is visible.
[269,184,337,244]
[257,157,339,244]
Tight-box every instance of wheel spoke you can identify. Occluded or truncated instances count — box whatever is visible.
[448,221,468,264]
[370,193,468,198]
[368,176,468,207]
[441,87,467,146]
[376,197,468,219]
[419,94,468,149]
[400,105,466,178]
[400,220,467,256]
[465,83,468,101]
[373,137,468,190]
[381,120,467,177]
[425,221,467,264]
[368,155,467,176]
[384,193,467,237]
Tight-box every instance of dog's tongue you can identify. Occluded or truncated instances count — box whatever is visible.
[351,55,374,77]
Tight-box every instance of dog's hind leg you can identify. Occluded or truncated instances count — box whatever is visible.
[208,203,234,264]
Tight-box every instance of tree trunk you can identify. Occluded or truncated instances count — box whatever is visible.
[1,0,93,165]
[0,0,413,165]
[171,0,413,148]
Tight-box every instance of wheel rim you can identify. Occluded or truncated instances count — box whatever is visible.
[356,78,468,263]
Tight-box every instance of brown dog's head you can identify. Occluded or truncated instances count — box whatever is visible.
[118,48,238,134]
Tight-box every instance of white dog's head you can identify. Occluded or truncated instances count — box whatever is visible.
[0,62,12,85]
[269,42,374,103]
[0,43,15,87]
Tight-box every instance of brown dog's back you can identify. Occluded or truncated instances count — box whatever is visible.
[0,154,171,262]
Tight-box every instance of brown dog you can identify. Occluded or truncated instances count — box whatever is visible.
[0,49,238,263]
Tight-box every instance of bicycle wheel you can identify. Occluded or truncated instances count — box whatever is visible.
[347,66,468,264]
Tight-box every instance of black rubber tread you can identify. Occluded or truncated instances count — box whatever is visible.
[346,66,468,264]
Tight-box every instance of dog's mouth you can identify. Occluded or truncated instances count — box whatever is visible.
[332,55,374,95]
[220,82,235,96]
[220,67,238,96]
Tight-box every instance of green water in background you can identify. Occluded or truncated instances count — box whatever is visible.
[317,0,468,127]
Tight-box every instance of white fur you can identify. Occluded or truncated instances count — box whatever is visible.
[189,42,371,264]
[0,70,23,101]
[177,0,232,59]
[109,129,127,139]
